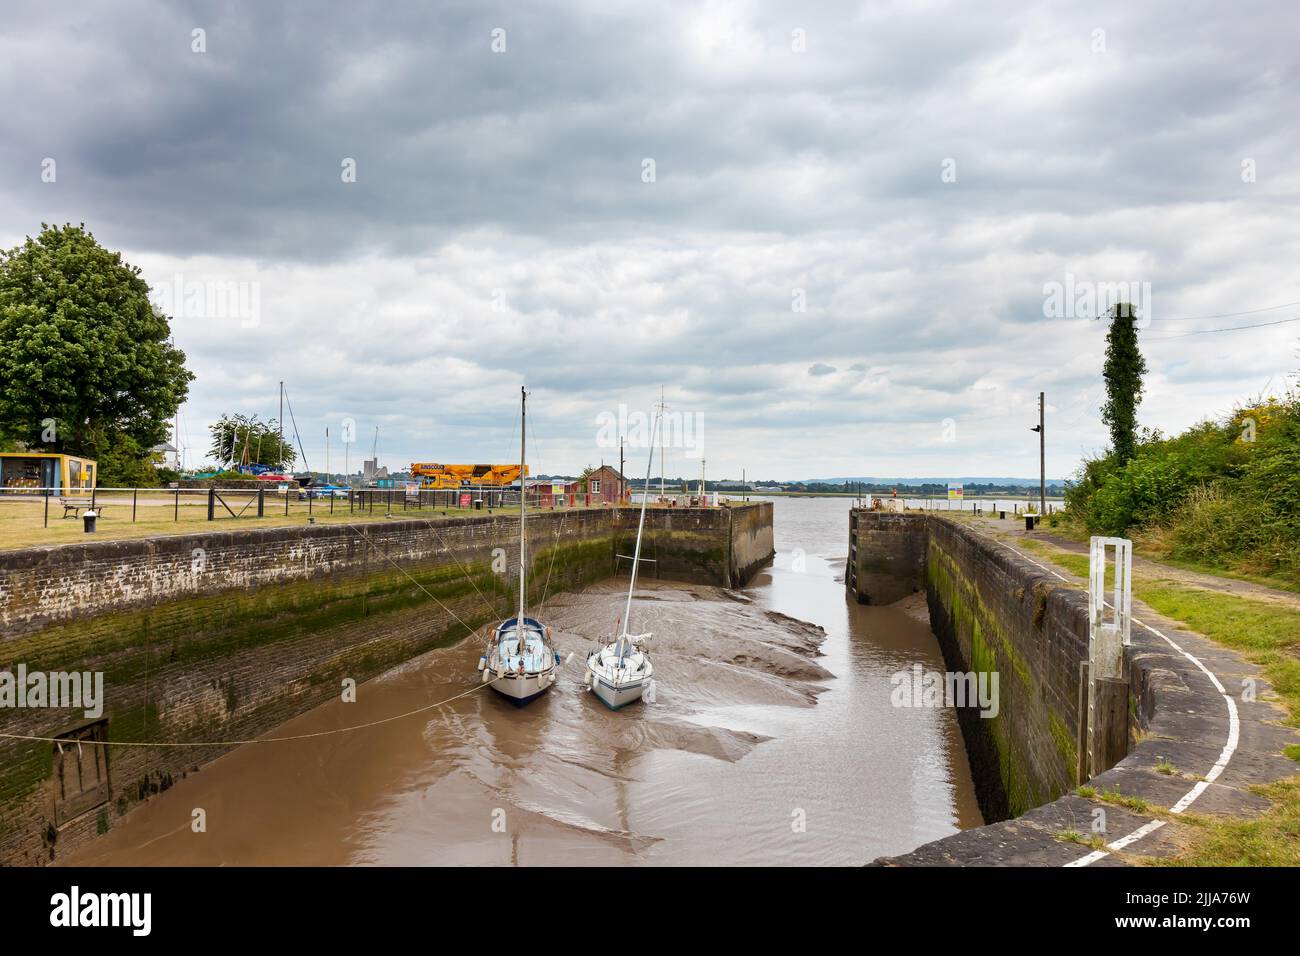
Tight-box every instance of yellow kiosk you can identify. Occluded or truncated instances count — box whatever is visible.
[0,453,98,494]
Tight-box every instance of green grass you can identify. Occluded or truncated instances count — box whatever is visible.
[1055,829,1104,849]
[1149,779,1300,866]
[1098,787,1154,814]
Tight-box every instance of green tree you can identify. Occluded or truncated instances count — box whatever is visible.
[208,413,297,470]
[96,433,165,487]
[1101,302,1148,465]
[0,224,193,462]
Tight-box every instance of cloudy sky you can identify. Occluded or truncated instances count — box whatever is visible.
[2,0,1297,481]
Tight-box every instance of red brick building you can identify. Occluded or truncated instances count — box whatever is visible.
[530,464,629,507]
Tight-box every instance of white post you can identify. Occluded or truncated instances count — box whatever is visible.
[1087,535,1133,776]
[1088,535,1132,676]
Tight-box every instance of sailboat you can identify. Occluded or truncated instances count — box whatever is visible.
[584,406,658,710]
[477,387,560,706]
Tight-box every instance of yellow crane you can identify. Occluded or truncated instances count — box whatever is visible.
[410,462,528,489]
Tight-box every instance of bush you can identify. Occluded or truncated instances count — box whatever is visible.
[1063,393,1300,582]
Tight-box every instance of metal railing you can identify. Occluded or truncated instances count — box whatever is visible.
[0,483,623,532]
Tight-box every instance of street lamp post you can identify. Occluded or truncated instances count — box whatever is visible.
[1030,391,1045,515]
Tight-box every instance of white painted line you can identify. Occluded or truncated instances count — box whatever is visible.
[987,535,1240,866]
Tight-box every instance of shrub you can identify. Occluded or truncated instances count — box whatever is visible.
[1062,393,1300,582]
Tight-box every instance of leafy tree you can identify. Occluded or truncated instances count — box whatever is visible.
[208,413,297,470]
[96,433,165,487]
[1100,302,1148,466]
[0,224,193,462]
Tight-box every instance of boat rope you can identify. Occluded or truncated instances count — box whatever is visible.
[536,502,571,614]
[415,518,503,620]
[0,523,511,751]
[0,682,489,749]
[344,521,487,639]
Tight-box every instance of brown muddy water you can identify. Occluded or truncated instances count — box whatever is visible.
[64,497,980,866]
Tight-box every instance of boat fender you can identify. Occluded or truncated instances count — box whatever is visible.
[476,656,486,671]
[564,652,573,665]
[554,651,562,666]
[583,670,592,686]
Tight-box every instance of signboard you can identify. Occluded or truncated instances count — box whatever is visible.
[947,483,964,500]
[459,492,471,508]
[551,482,566,497]
[277,483,289,494]
[404,482,420,498]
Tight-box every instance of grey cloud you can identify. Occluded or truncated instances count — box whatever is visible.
[2,0,1296,477]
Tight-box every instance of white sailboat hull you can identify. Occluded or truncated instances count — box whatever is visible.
[488,664,556,706]
[586,643,654,711]
[590,672,649,710]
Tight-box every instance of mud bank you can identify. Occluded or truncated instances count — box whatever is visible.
[60,579,834,866]
[0,504,773,866]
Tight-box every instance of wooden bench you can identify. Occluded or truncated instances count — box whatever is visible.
[59,497,105,519]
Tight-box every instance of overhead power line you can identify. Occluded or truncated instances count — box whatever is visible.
[1157,299,1300,322]
[1142,314,1300,339]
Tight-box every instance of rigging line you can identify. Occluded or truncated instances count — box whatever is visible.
[1141,314,1300,338]
[282,385,310,472]
[0,518,511,751]
[536,501,571,614]
[0,682,489,749]
[344,522,485,639]
[420,517,503,620]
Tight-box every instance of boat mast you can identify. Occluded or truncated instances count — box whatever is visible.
[658,385,665,501]
[518,386,527,627]
[618,405,660,657]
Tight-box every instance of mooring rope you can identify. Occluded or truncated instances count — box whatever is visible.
[409,517,504,620]
[0,682,489,749]
[536,503,571,613]
[344,521,488,639]
[0,521,503,750]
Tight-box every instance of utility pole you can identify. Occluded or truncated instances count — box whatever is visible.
[1030,391,1045,515]
[278,381,284,471]
[619,437,625,502]
[700,458,706,498]
[659,386,666,502]
[1040,391,1046,516]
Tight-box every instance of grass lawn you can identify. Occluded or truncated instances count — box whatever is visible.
[1017,536,1300,864]
[0,494,606,551]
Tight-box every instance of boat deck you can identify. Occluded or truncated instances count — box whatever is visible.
[493,619,552,674]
